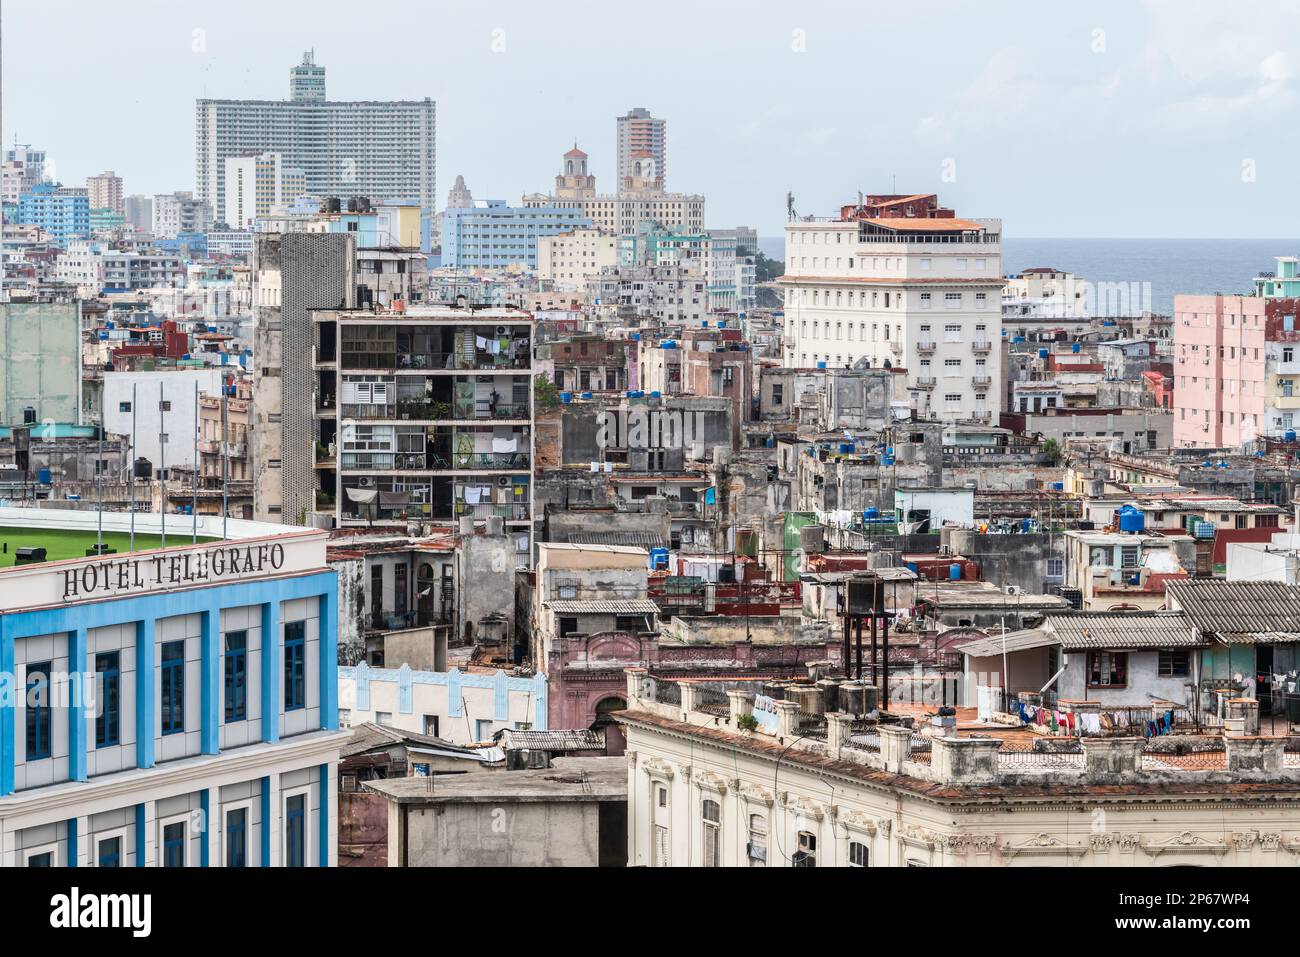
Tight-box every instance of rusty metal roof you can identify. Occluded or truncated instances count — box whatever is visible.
[1045,612,1205,650]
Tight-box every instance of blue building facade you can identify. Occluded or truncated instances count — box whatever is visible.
[0,518,345,867]
[17,184,90,246]
[442,200,594,271]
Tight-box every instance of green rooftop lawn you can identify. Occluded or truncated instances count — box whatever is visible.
[0,527,217,567]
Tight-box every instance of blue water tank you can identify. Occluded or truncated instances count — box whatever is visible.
[701,320,709,327]
[885,447,894,456]
[650,390,661,398]
[865,507,879,519]
[580,391,593,400]
[1288,429,1297,443]
[718,320,727,328]
[1117,505,1145,533]
[631,332,641,341]
[37,468,52,485]
[559,392,572,404]
[949,563,962,580]
[906,562,918,574]
[1012,336,1025,343]
[1038,348,1049,358]
[661,340,677,349]
[882,455,895,466]
[626,390,636,398]
[1021,518,1033,533]
[838,443,855,453]
[1072,343,1081,353]
[816,361,827,369]
[1051,481,1064,490]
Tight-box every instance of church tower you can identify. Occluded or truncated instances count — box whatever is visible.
[555,145,596,199]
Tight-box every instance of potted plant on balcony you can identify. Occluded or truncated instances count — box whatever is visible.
[736,713,759,733]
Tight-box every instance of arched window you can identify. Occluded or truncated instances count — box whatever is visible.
[848,841,868,867]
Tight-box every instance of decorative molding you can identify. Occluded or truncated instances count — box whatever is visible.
[1231,831,1257,851]
[641,758,675,780]
[898,823,935,850]
[838,810,877,837]
[1261,832,1282,852]
[1090,833,1114,851]
[736,783,775,807]
[781,793,826,821]
[1143,831,1228,858]
[694,770,730,795]
[999,832,1087,862]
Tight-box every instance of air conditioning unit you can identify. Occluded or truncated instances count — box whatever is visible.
[1005,585,1022,596]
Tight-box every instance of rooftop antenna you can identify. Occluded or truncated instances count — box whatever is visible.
[159,381,167,548]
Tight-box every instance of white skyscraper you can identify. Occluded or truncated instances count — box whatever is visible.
[196,53,436,224]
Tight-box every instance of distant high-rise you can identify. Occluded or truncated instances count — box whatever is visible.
[123,194,153,232]
[196,53,436,223]
[616,107,666,192]
[86,170,124,216]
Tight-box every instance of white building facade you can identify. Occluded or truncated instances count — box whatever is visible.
[779,213,1004,423]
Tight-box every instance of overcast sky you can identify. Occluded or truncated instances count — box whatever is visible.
[5,0,1299,237]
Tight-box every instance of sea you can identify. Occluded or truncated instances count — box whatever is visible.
[757,237,1300,315]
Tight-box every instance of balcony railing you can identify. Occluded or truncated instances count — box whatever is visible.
[916,340,936,353]
[972,339,992,353]
[341,451,531,472]
[972,374,992,387]
[915,375,936,389]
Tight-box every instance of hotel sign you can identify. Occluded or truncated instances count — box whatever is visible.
[60,542,287,602]
[0,530,328,611]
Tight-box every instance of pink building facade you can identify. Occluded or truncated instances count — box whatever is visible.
[1172,294,1266,448]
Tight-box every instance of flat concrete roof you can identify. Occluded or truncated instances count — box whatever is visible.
[363,756,627,805]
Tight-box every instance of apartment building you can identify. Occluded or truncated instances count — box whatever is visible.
[1171,294,1266,448]
[616,107,667,189]
[86,171,124,217]
[196,53,436,223]
[224,153,307,230]
[311,303,534,556]
[152,191,211,240]
[778,194,1003,423]
[538,228,617,289]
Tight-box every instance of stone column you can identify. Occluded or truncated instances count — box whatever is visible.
[625,667,648,706]
[1081,737,1145,778]
[826,712,854,751]
[1226,736,1285,774]
[774,700,799,738]
[878,724,913,773]
[930,737,1001,785]
[677,681,697,714]
[727,689,754,723]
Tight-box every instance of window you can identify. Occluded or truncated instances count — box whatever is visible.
[285,794,306,867]
[771,383,783,406]
[848,841,869,867]
[1046,558,1064,579]
[118,401,132,413]
[224,630,247,722]
[97,836,122,868]
[1087,651,1128,687]
[1120,545,1140,569]
[793,830,817,867]
[26,661,52,759]
[162,821,186,867]
[27,851,52,867]
[160,641,185,735]
[653,784,670,867]
[475,719,493,741]
[423,715,439,737]
[95,652,120,747]
[702,799,721,867]
[284,620,305,711]
[226,807,248,867]
[945,293,962,309]
[1159,650,1190,677]
[747,813,767,866]
[375,711,392,724]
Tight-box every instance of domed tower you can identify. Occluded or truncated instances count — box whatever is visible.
[621,149,662,192]
[555,144,596,199]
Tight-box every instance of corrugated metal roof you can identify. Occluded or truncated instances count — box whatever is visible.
[956,628,1057,658]
[567,530,666,549]
[545,598,660,615]
[496,729,607,751]
[1167,579,1300,635]
[1045,613,1205,650]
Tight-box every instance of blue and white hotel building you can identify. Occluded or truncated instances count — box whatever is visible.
[0,508,346,867]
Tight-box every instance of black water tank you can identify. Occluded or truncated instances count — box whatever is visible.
[22,406,36,424]
[14,547,47,565]
[134,457,153,479]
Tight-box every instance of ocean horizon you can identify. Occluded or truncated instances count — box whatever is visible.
[758,237,1300,315]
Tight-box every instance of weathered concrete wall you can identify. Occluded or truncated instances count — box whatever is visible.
[332,556,366,665]
[947,529,1064,594]
[403,800,606,867]
[0,301,81,425]
[459,527,516,644]
[338,791,388,867]
[661,615,830,646]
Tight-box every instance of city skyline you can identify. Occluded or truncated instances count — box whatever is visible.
[4,0,1300,237]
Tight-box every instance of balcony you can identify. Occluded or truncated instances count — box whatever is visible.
[972,339,992,353]
[972,374,992,387]
[915,375,937,390]
[454,501,531,522]
[341,451,531,472]
[916,340,936,354]
[972,410,993,423]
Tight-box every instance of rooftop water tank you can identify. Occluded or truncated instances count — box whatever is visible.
[1117,505,1145,533]
[580,391,593,400]
[1038,348,1049,358]
[1072,343,1081,353]
[817,361,827,369]
[559,392,573,404]
[949,563,962,580]
[1287,429,1297,443]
